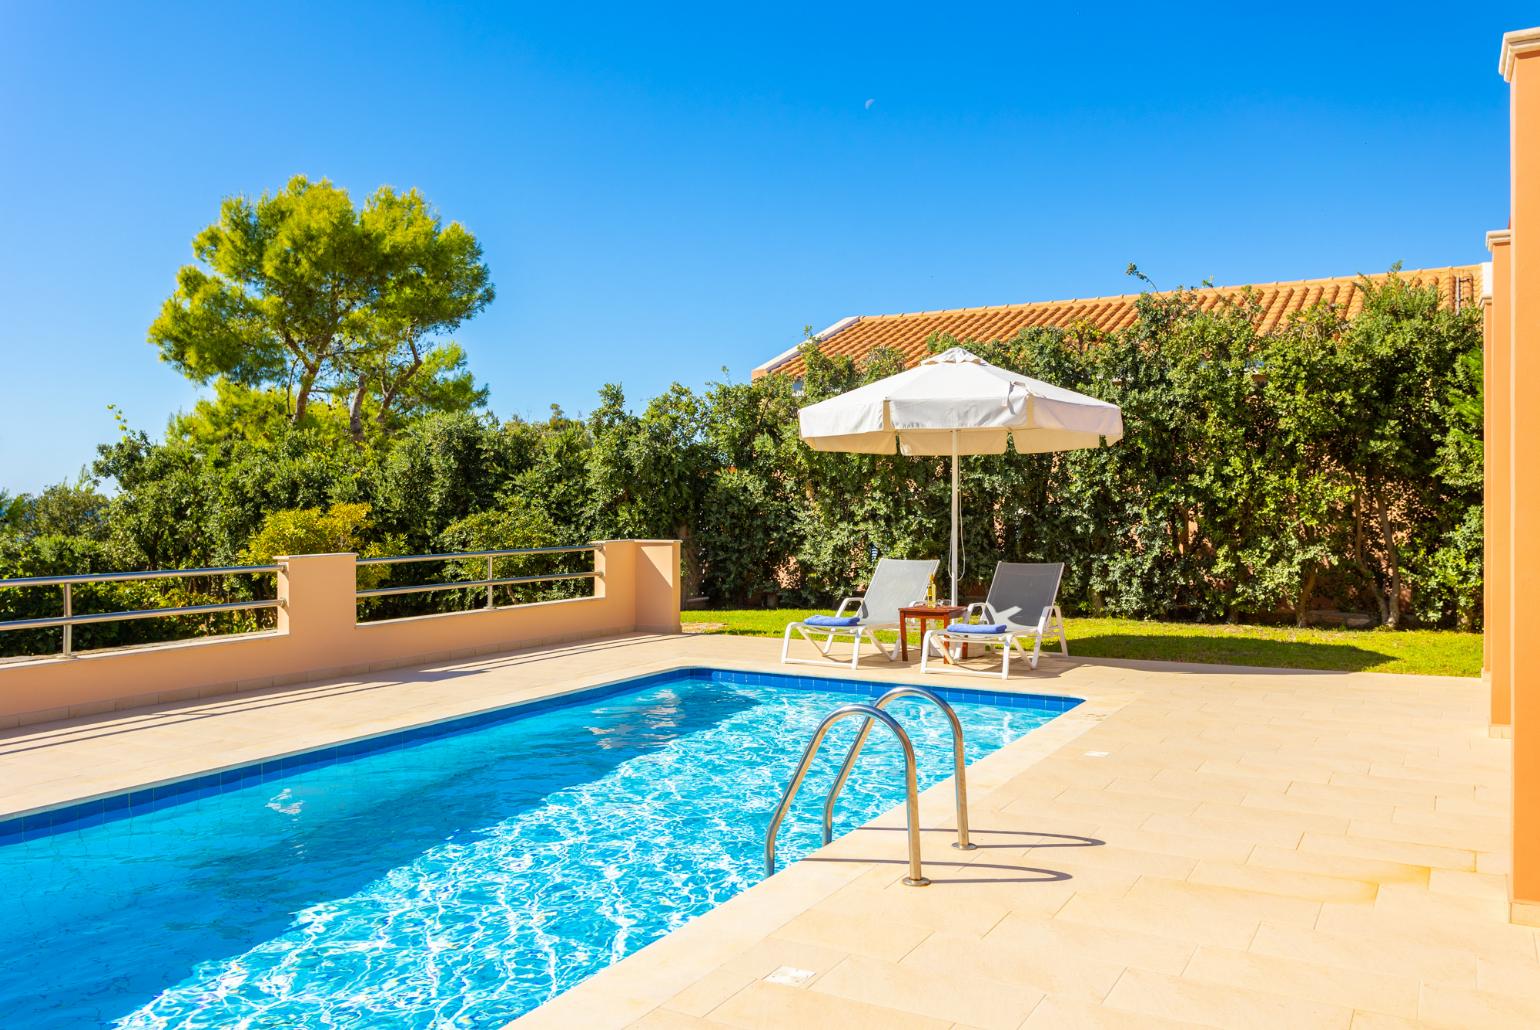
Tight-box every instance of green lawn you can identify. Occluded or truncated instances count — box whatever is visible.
[681,609,1482,678]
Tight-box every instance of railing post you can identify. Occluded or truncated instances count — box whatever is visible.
[486,555,494,609]
[61,583,72,657]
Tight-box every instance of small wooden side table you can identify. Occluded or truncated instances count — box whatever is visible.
[898,604,965,661]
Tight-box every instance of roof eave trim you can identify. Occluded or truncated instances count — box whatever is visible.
[1501,27,1540,81]
[752,316,861,376]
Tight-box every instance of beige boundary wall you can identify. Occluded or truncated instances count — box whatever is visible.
[0,539,681,729]
[1498,26,1540,924]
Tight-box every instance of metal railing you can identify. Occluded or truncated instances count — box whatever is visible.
[0,545,602,658]
[0,565,283,657]
[355,545,599,610]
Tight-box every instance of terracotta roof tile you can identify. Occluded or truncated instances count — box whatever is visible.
[756,265,1481,379]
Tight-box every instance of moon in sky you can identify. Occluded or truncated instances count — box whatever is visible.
[864,98,875,110]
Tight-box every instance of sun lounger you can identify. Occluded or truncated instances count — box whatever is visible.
[920,562,1068,678]
[780,557,938,669]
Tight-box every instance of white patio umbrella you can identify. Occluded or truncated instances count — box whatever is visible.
[797,346,1124,605]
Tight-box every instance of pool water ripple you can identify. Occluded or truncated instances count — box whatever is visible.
[1,674,1069,1028]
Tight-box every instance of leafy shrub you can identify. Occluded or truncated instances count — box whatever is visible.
[1,269,1486,639]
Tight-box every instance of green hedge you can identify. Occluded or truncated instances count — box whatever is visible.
[0,270,1483,658]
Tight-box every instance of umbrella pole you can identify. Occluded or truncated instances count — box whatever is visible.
[950,429,959,606]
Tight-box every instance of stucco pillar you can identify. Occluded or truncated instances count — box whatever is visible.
[590,540,681,634]
[1488,232,1512,733]
[1503,26,1540,923]
[635,540,683,633]
[276,552,360,667]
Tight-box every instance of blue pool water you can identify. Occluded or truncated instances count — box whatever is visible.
[0,668,1075,1028]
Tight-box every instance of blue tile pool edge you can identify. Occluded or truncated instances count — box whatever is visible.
[0,665,1081,845]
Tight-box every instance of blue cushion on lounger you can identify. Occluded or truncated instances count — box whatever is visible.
[946,622,1008,634]
[805,614,860,627]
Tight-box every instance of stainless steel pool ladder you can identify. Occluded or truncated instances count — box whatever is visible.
[823,687,975,852]
[763,687,975,888]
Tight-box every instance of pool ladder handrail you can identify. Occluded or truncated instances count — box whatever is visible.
[764,688,976,888]
[764,703,931,886]
[822,686,976,852]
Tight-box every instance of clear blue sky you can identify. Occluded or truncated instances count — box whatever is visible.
[0,2,1531,493]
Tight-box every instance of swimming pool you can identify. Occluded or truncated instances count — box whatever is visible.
[0,667,1078,1028]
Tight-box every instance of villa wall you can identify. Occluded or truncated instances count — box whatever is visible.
[0,539,681,728]
[1498,27,1540,925]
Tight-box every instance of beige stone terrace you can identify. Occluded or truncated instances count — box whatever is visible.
[2,632,1534,1028]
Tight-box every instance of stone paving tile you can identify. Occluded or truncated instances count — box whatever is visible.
[708,980,949,1030]
[771,905,934,963]
[877,869,1091,919]
[1417,983,1540,1028]
[1181,945,1421,1020]
[511,985,656,1029]
[661,937,850,1017]
[1349,815,1507,855]
[1348,1011,1425,1029]
[628,1009,733,1029]
[985,911,1196,977]
[812,878,1014,937]
[1021,997,1209,1028]
[1436,792,1511,816]
[1315,902,1540,959]
[1030,841,1196,881]
[1477,954,1540,999]
[1059,824,1257,864]
[1428,867,1511,900]
[1247,921,1480,985]
[1145,804,1346,849]
[1184,858,1379,903]
[901,929,1126,1003]
[1119,875,1324,930]
[810,953,1042,1030]
[1285,779,1439,812]
[1244,844,1431,888]
[1298,828,1478,872]
[1101,967,1355,1028]
[1053,890,1260,950]
[1373,881,1512,922]
[1238,786,1399,823]
[1329,769,1479,799]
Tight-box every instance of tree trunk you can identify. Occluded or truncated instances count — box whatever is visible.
[1295,568,1317,628]
[292,373,315,422]
[677,523,704,600]
[1351,490,1391,625]
[285,332,320,423]
[348,379,369,444]
[372,343,424,438]
[1373,491,1403,629]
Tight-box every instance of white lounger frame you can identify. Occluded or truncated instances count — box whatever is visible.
[920,604,1067,679]
[780,597,900,670]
